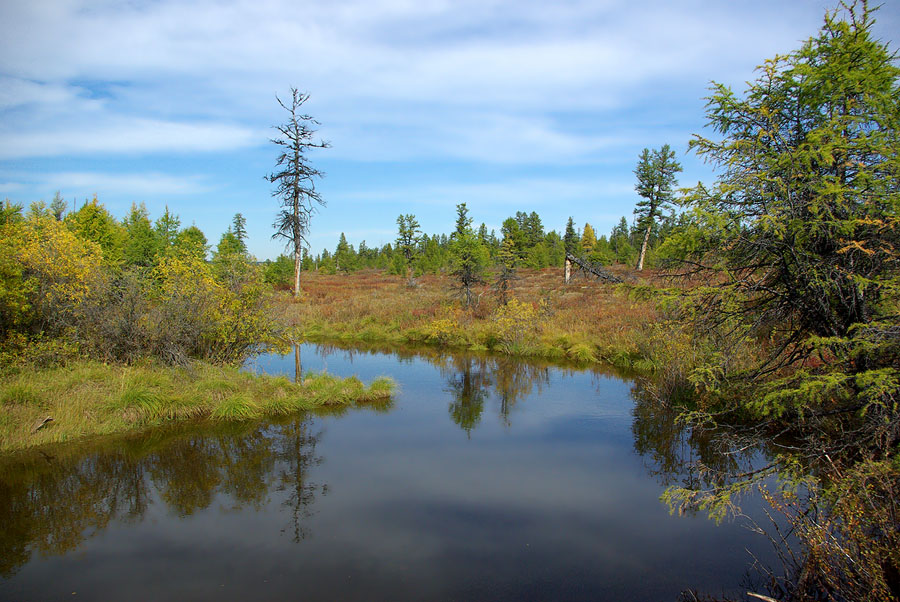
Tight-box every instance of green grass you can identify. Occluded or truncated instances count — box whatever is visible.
[566,343,597,363]
[1,384,44,407]
[0,360,394,453]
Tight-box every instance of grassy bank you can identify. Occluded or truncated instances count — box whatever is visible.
[278,267,666,370]
[0,360,393,452]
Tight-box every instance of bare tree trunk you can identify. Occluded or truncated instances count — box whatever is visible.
[565,256,572,283]
[293,196,302,297]
[636,224,651,271]
[294,247,301,297]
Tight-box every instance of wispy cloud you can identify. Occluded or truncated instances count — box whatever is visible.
[4,0,888,163]
[0,118,259,159]
[39,171,211,197]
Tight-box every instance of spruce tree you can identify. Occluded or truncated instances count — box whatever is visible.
[563,217,579,254]
[449,203,489,308]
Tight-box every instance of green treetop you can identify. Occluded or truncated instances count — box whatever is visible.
[633,144,682,271]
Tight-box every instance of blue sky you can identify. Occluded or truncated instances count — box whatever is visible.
[1,0,897,260]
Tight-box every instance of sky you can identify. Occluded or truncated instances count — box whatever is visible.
[1,0,898,260]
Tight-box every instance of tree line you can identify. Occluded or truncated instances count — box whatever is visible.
[263,206,689,282]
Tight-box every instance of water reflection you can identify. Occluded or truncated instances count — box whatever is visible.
[444,356,489,434]
[440,355,552,432]
[0,416,321,577]
[300,342,558,432]
[630,379,773,505]
[1,343,780,600]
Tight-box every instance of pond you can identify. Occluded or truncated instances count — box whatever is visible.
[0,343,779,601]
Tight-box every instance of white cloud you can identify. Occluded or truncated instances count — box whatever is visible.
[2,0,883,165]
[0,117,260,159]
[0,77,79,110]
[40,171,211,196]
[0,181,25,193]
[334,176,634,211]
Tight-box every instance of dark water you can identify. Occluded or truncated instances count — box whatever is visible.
[0,344,777,601]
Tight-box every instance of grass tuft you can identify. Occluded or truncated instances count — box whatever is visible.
[212,395,261,421]
[115,386,166,419]
[566,343,596,363]
[1,384,44,407]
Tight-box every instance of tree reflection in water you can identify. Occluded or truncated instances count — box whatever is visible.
[630,378,777,515]
[311,342,553,433]
[441,354,551,433]
[0,342,787,589]
[0,415,322,577]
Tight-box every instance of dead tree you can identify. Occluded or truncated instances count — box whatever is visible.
[565,252,622,284]
[268,88,330,297]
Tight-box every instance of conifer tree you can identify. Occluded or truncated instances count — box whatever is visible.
[494,236,519,305]
[154,206,181,255]
[633,144,682,271]
[580,223,597,256]
[175,225,209,262]
[268,88,330,296]
[453,203,472,238]
[396,214,421,283]
[49,191,67,221]
[671,5,900,593]
[563,217,579,254]
[123,203,158,267]
[231,213,248,253]
[65,196,125,263]
[449,203,489,308]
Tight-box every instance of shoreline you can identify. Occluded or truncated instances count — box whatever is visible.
[0,359,393,453]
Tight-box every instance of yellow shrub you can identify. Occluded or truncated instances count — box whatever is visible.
[150,256,275,364]
[425,318,459,346]
[1,217,103,336]
[492,298,539,353]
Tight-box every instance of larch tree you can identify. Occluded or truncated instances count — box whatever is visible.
[396,214,421,285]
[580,223,597,256]
[449,203,489,308]
[175,225,209,262]
[268,88,330,297]
[633,144,682,271]
[669,3,900,595]
[123,203,158,267]
[154,206,181,256]
[686,0,899,378]
[494,235,518,305]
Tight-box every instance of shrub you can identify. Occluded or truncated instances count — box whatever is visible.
[491,298,539,353]
[425,317,459,346]
[1,216,104,338]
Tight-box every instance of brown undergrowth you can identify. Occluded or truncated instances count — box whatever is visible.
[277,267,670,370]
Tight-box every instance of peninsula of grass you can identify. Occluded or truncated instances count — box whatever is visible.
[0,360,394,453]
